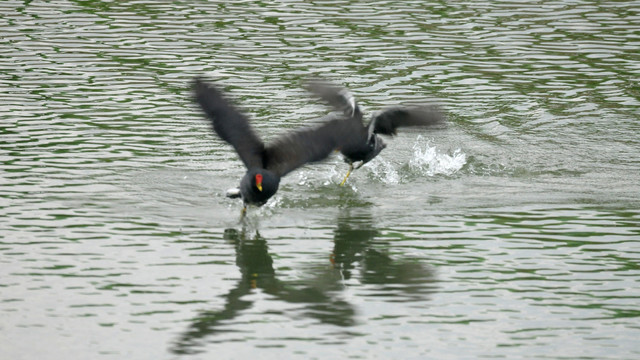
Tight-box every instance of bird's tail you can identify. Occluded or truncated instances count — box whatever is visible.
[226,188,242,199]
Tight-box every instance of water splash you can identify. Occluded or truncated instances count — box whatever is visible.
[409,136,466,177]
[364,157,401,185]
[262,195,282,212]
[297,171,310,186]
[322,166,341,186]
[297,167,340,187]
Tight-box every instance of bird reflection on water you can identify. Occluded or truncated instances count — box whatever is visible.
[171,210,437,354]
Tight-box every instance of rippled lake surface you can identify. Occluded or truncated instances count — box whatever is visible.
[2,1,639,359]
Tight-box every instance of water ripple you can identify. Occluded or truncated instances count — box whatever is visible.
[1,1,640,359]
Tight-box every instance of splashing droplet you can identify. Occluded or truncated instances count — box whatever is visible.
[364,156,401,184]
[409,136,466,176]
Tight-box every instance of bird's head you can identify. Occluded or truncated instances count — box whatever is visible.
[241,169,280,206]
[362,135,387,164]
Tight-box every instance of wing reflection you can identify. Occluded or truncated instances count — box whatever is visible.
[171,210,436,354]
[331,210,437,302]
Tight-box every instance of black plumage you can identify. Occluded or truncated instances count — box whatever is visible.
[306,80,444,185]
[193,77,362,211]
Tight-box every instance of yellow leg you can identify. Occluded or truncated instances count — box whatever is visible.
[240,206,247,218]
[339,163,354,186]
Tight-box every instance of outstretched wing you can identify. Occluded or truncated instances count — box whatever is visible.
[368,106,444,139]
[264,116,366,177]
[193,78,265,169]
[305,79,362,119]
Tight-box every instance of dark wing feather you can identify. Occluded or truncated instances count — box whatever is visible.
[193,77,265,169]
[305,80,362,119]
[369,106,444,137]
[264,116,365,177]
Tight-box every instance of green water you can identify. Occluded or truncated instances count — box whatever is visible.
[1,1,639,359]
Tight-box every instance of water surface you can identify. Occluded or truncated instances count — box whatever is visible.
[1,1,639,359]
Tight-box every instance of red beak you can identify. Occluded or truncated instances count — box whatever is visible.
[255,174,263,191]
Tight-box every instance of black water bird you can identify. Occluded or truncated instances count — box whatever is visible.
[193,78,362,214]
[306,80,445,185]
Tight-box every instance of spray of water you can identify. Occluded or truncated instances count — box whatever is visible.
[290,137,466,192]
[363,136,467,183]
[409,136,467,176]
[364,156,401,184]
